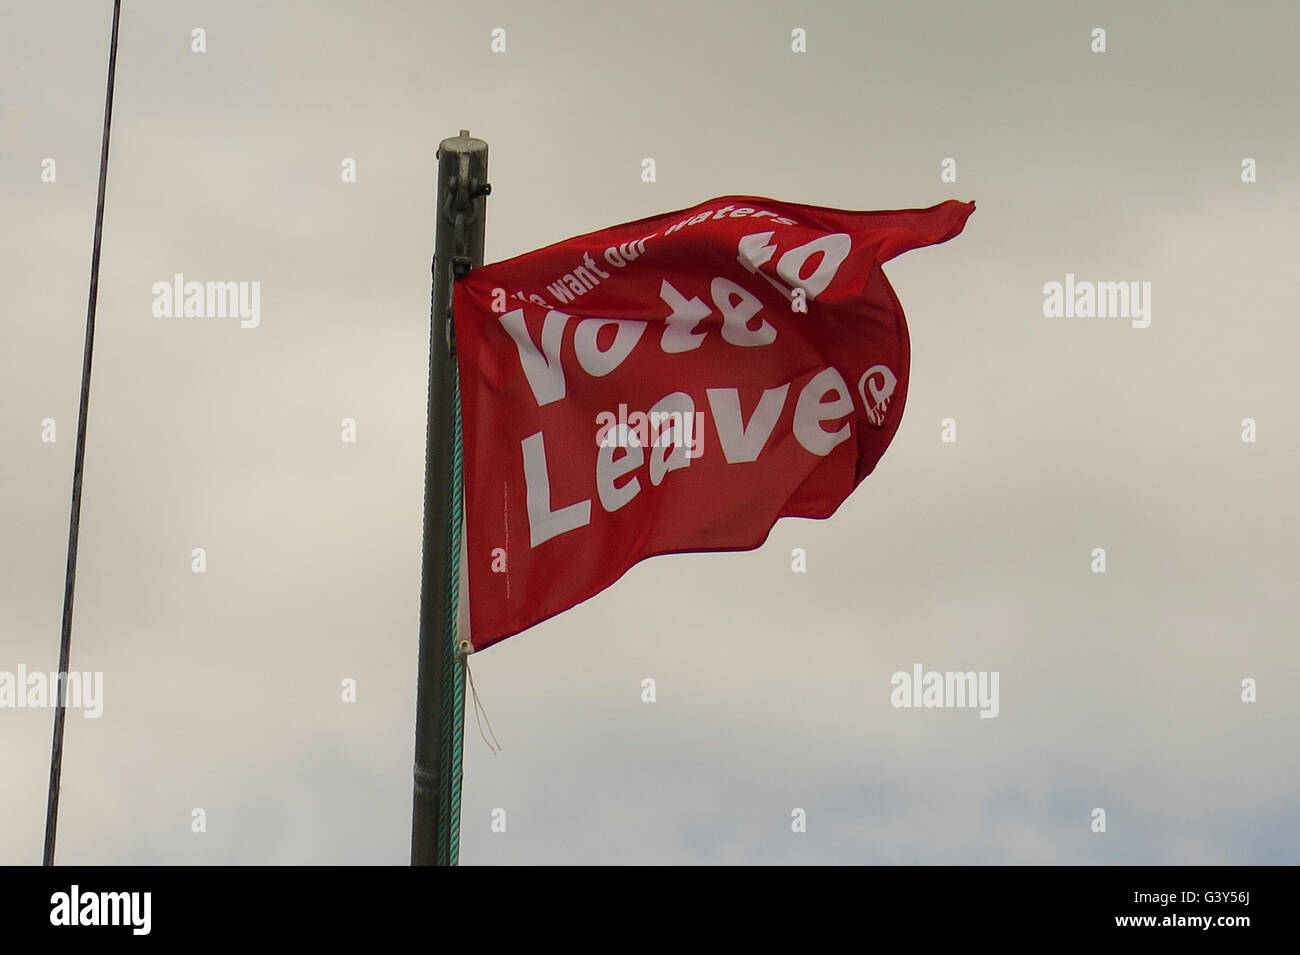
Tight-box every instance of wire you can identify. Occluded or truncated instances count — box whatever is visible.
[43,0,121,867]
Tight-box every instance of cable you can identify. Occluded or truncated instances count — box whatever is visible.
[43,0,121,867]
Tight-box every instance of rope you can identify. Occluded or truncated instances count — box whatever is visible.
[44,0,121,867]
[467,656,502,754]
[439,360,467,865]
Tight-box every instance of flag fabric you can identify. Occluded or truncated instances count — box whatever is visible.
[453,196,974,651]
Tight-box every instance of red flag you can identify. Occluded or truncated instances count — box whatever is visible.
[453,196,974,651]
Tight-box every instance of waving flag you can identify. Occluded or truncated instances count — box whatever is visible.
[453,196,974,651]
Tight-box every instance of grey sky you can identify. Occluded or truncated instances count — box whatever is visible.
[2,0,1297,864]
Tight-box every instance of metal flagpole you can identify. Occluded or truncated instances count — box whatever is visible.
[412,130,488,866]
[43,0,121,867]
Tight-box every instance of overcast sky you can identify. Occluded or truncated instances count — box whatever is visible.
[2,0,1298,864]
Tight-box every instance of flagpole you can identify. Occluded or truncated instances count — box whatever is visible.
[412,130,488,866]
